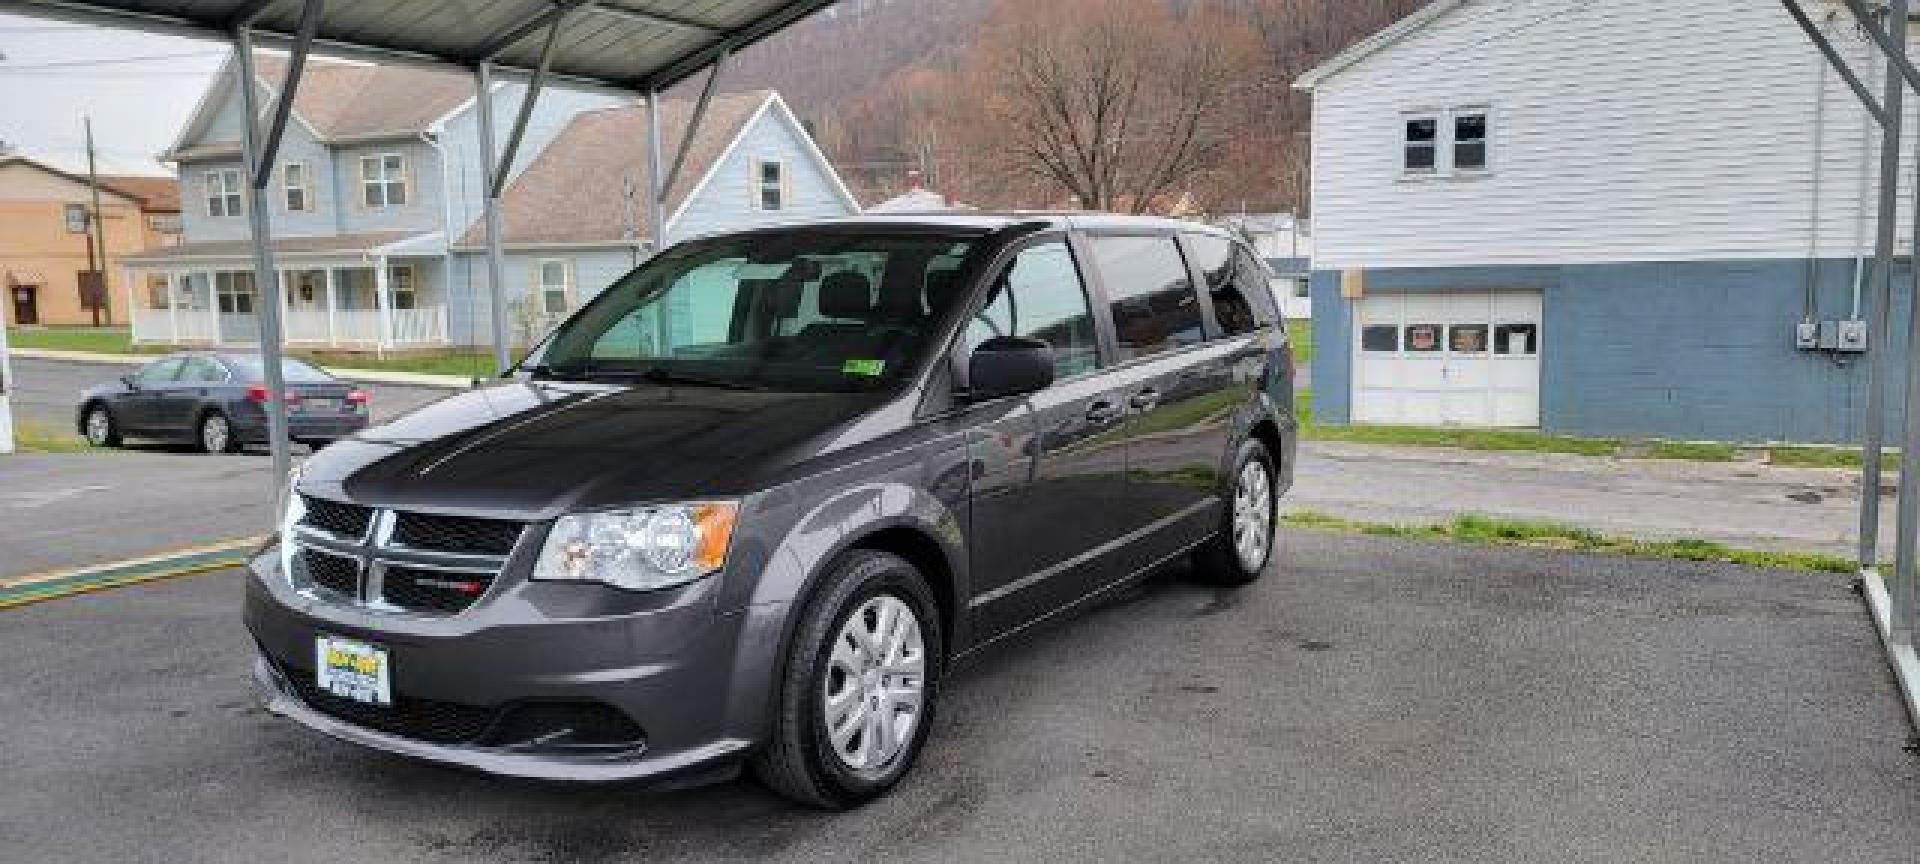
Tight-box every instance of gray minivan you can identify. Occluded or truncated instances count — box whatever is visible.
[246,213,1296,808]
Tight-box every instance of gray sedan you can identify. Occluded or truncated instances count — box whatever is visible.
[77,352,369,453]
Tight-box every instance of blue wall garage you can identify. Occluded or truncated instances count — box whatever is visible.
[1310,257,1912,444]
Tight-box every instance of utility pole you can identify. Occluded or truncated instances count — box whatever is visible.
[83,116,110,327]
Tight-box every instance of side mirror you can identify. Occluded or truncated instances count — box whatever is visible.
[967,336,1055,401]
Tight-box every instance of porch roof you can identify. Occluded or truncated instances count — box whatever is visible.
[122,231,440,266]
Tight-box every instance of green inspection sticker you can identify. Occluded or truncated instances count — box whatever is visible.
[842,358,886,377]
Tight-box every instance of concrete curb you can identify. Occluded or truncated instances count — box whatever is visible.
[0,535,265,610]
[13,347,468,390]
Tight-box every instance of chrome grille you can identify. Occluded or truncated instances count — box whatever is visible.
[290,501,520,617]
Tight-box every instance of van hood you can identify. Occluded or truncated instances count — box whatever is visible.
[299,381,880,518]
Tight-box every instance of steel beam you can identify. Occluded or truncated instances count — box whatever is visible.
[234,4,321,496]
[646,89,667,251]
[1783,0,1892,128]
[491,1,584,196]
[640,0,835,91]
[254,0,324,190]
[1859,2,1907,580]
[474,62,513,375]
[474,0,591,63]
[660,49,728,199]
[1847,0,1920,95]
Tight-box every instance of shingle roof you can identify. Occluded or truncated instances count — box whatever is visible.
[171,53,475,159]
[252,53,475,141]
[457,90,772,247]
[101,175,180,212]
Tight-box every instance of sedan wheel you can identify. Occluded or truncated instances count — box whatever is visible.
[199,413,235,454]
[83,405,119,447]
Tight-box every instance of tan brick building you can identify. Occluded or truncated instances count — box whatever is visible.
[1,156,181,327]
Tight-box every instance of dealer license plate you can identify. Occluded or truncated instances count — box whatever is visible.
[316,635,391,705]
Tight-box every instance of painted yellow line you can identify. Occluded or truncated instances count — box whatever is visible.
[0,559,242,611]
[0,535,268,590]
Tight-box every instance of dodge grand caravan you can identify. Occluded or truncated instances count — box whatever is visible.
[246,213,1297,808]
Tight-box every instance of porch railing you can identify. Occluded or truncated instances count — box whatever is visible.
[130,306,217,344]
[134,305,448,348]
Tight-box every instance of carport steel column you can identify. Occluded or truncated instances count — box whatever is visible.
[1863,1,1902,588]
[474,62,512,376]
[234,0,324,495]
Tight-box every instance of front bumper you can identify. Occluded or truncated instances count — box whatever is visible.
[244,547,764,783]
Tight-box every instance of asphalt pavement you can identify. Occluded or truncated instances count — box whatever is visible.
[2,530,1915,863]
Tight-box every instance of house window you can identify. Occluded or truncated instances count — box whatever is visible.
[1403,115,1438,175]
[360,153,408,208]
[756,160,784,210]
[388,265,417,310]
[538,259,572,316]
[147,213,180,235]
[215,271,255,315]
[63,203,89,234]
[283,162,310,212]
[1453,109,1489,172]
[206,169,242,217]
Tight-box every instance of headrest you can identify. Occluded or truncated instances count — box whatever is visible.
[925,270,963,315]
[819,271,873,319]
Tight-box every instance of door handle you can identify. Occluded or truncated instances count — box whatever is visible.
[1085,400,1123,425]
[1130,388,1160,412]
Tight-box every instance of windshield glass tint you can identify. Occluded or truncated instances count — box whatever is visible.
[530,232,979,392]
[227,356,332,382]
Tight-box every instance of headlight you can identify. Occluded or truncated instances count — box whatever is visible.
[533,502,738,592]
[277,462,307,582]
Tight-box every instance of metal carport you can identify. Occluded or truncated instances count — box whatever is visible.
[0,0,836,489]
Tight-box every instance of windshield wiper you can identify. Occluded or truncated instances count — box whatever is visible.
[524,363,595,382]
[636,367,765,391]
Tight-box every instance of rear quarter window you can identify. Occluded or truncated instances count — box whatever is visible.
[1089,234,1204,361]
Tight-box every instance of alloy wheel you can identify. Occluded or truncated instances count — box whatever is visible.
[85,408,112,446]
[1232,458,1273,572]
[202,415,230,453]
[821,594,925,777]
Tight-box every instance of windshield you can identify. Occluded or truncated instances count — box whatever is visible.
[526,231,979,392]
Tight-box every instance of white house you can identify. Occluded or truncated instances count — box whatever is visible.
[1296,0,1920,443]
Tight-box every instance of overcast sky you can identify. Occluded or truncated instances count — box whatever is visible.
[0,13,225,176]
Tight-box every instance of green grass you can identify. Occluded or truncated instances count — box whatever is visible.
[1282,509,1857,575]
[296,351,498,379]
[12,419,94,454]
[1285,319,1313,363]
[6,326,159,355]
[1640,440,1741,462]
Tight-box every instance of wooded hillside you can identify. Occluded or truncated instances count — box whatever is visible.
[701,0,1430,213]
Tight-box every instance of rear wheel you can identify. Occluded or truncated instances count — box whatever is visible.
[1191,438,1276,585]
[82,404,120,447]
[198,411,239,454]
[753,549,941,809]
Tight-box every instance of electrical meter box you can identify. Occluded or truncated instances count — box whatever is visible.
[1837,319,1869,353]
[1818,320,1840,351]
[1796,321,1819,350]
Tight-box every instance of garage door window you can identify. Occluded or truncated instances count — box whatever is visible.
[1449,324,1488,354]
[1362,325,1398,352]
[1405,323,1443,352]
[1496,323,1538,355]
[1091,234,1204,361]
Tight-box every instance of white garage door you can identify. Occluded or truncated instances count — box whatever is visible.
[1351,291,1541,427]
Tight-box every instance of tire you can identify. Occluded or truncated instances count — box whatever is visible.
[197,411,239,454]
[1191,438,1277,585]
[752,549,943,809]
[82,403,121,448]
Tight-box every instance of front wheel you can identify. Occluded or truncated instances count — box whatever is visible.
[82,404,121,447]
[753,549,942,809]
[198,411,239,454]
[1191,438,1277,585]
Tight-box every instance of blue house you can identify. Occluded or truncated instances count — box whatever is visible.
[1295,0,1910,443]
[123,53,858,354]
